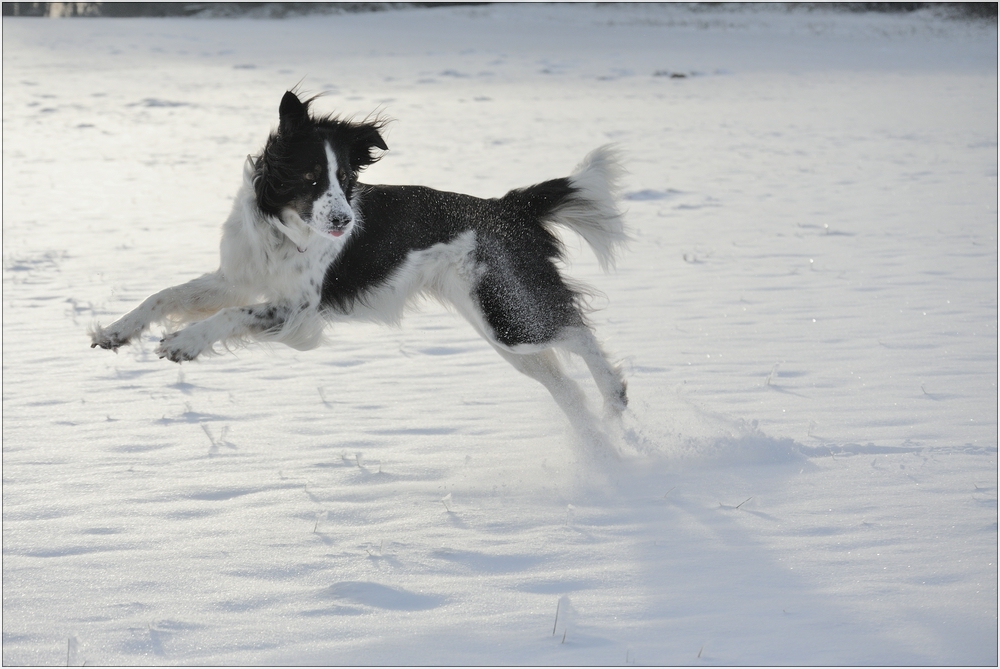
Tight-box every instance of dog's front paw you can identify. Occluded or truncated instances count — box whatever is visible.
[156,329,210,363]
[90,323,136,352]
[156,332,199,363]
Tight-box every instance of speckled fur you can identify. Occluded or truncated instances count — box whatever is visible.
[90,157,344,361]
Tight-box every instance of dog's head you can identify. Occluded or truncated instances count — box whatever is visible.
[253,91,387,244]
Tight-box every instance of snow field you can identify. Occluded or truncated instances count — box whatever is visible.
[3,4,997,665]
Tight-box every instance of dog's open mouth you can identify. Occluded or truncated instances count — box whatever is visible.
[327,224,349,238]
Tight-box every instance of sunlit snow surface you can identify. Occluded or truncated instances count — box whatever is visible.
[2,4,997,665]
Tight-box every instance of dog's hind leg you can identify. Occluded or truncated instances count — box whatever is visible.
[495,348,586,418]
[558,326,628,417]
[91,271,244,351]
[492,347,614,451]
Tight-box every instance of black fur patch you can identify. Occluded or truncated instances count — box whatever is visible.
[322,178,586,347]
[240,303,289,331]
[475,178,585,347]
[321,185,478,312]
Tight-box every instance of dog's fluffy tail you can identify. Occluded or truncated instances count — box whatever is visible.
[554,145,629,271]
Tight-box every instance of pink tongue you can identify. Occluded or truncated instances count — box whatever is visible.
[329,230,344,238]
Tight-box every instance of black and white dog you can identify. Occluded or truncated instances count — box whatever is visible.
[91,91,629,426]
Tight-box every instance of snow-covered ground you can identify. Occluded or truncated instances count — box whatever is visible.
[3,4,997,665]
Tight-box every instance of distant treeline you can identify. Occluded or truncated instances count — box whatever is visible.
[831,2,996,17]
[2,2,996,19]
[0,2,474,17]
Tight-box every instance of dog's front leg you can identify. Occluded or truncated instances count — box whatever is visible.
[155,302,307,363]
[90,272,241,351]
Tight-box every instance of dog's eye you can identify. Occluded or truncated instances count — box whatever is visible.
[337,169,347,183]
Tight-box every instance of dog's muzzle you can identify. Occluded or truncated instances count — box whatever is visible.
[325,213,353,238]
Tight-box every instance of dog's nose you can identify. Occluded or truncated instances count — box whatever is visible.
[327,211,353,232]
[328,209,351,224]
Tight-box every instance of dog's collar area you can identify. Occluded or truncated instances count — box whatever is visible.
[275,210,314,253]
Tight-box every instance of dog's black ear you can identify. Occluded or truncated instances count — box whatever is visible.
[348,123,388,171]
[278,91,309,132]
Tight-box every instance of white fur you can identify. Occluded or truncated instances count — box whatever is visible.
[91,157,341,360]
[558,145,631,271]
[308,143,356,233]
